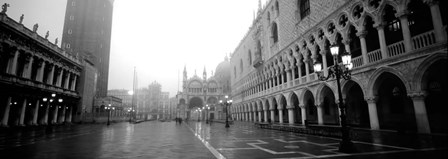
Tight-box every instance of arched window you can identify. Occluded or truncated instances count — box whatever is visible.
[271,22,279,43]
[299,0,310,20]
[240,59,243,74]
[407,0,433,36]
[248,50,252,65]
[384,5,403,45]
[275,1,280,16]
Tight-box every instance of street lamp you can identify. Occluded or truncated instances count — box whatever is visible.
[313,44,355,153]
[219,95,232,128]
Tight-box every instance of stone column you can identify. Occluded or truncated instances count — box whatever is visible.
[52,105,59,124]
[64,72,71,89]
[42,102,50,125]
[253,111,257,122]
[19,98,27,126]
[8,50,19,75]
[299,105,307,125]
[1,97,12,127]
[316,105,324,125]
[357,31,369,65]
[71,75,78,91]
[264,110,268,122]
[297,60,302,79]
[410,93,431,134]
[290,66,296,81]
[258,111,262,122]
[375,24,388,59]
[397,12,412,52]
[278,107,284,124]
[429,2,446,42]
[47,65,55,85]
[37,61,45,82]
[32,99,40,125]
[25,56,34,78]
[59,105,66,123]
[303,57,310,82]
[366,97,380,130]
[286,68,292,87]
[287,106,295,124]
[56,69,63,87]
[66,106,72,123]
[270,109,275,122]
[320,50,329,76]
[276,72,280,86]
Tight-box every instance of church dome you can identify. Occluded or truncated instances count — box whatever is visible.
[214,56,231,94]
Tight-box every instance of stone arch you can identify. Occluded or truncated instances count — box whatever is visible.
[342,80,370,128]
[412,53,447,92]
[414,53,448,133]
[188,96,204,109]
[370,70,416,131]
[290,91,301,124]
[315,82,336,105]
[302,89,317,123]
[179,98,186,105]
[367,66,410,97]
[318,85,339,124]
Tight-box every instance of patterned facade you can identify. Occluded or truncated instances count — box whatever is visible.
[229,0,447,134]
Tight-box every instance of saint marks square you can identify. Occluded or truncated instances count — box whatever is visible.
[0,0,447,158]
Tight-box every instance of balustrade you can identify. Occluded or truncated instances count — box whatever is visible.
[367,49,382,63]
[412,31,436,50]
[351,56,363,68]
[387,41,405,57]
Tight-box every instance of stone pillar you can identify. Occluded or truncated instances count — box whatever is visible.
[71,75,77,91]
[19,98,27,126]
[42,102,50,125]
[278,107,284,124]
[64,72,71,89]
[287,107,295,124]
[52,105,59,124]
[397,12,412,52]
[8,50,19,75]
[56,69,63,87]
[320,50,329,76]
[264,110,268,122]
[303,57,310,82]
[37,61,45,82]
[297,60,302,79]
[32,99,40,125]
[429,2,446,42]
[1,97,12,127]
[290,66,296,81]
[316,105,324,125]
[25,56,34,78]
[300,105,307,125]
[47,65,55,85]
[59,105,66,123]
[286,68,292,87]
[253,111,257,122]
[375,24,388,59]
[270,109,275,122]
[66,106,72,123]
[357,31,369,65]
[410,93,431,134]
[276,73,280,86]
[366,97,380,130]
[258,111,262,122]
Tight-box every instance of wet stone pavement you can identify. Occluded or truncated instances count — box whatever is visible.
[0,121,447,159]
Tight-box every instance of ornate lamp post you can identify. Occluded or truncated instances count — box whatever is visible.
[128,90,134,122]
[313,44,355,153]
[219,95,232,128]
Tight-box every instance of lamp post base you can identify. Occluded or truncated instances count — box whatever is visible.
[225,123,229,128]
[338,140,356,153]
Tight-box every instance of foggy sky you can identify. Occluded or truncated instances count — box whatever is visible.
[3,0,264,97]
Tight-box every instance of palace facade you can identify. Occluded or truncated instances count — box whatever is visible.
[229,0,447,134]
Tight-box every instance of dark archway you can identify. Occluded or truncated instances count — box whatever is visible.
[364,16,380,52]
[188,97,203,109]
[280,95,287,123]
[408,0,433,37]
[304,90,317,123]
[344,80,370,128]
[423,59,448,133]
[320,86,339,125]
[383,5,403,45]
[374,72,415,131]
[291,93,301,124]
[265,99,271,122]
[272,98,279,122]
